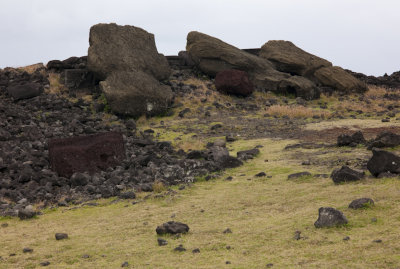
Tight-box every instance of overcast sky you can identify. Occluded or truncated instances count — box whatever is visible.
[1,0,399,76]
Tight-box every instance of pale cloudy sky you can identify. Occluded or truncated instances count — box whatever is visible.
[0,0,399,76]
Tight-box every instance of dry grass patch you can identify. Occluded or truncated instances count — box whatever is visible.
[266,104,331,119]
[47,73,66,95]
[17,63,45,74]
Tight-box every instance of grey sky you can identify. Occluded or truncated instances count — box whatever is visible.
[1,0,399,76]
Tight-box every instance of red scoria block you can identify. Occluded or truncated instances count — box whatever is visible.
[48,132,125,178]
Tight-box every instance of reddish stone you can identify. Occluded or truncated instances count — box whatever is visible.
[48,132,125,178]
[215,69,254,97]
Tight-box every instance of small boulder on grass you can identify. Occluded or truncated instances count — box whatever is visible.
[331,166,364,184]
[288,171,311,180]
[55,233,68,240]
[156,221,189,235]
[349,198,374,209]
[314,207,348,228]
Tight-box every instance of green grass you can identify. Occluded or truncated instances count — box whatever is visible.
[2,138,400,268]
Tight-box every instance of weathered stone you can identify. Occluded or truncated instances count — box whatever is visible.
[47,56,87,72]
[215,69,254,97]
[331,165,364,184]
[367,148,400,177]
[7,83,42,100]
[100,71,173,117]
[260,40,332,77]
[368,131,400,149]
[314,66,367,93]
[314,207,348,228]
[48,132,125,178]
[237,148,260,160]
[156,221,189,235]
[18,206,36,220]
[63,69,94,91]
[277,76,320,100]
[87,23,170,81]
[55,233,68,240]
[337,131,366,147]
[349,198,374,209]
[288,171,311,180]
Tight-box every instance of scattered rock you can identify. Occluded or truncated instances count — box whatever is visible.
[255,172,266,177]
[373,239,382,243]
[22,247,33,253]
[157,238,168,246]
[156,221,189,235]
[7,83,42,100]
[40,261,50,267]
[293,231,302,240]
[368,131,400,149]
[348,198,374,209]
[237,148,260,161]
[192,248,200,253]
[314,207,348,228]
[223,228,232,234]
[119,191,136,200]
[174,244,186,252]
[121,261,129,267]
[18,206,36,220]
[343,236,350,241]
[55,233,69,240]
[1,223,9,228]
[82,254,90,259]
[367,148,400,177]
[337,131,366,147]
[288,171,311,180]
[331,166,365,184]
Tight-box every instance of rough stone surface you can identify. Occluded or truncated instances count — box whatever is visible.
[48,132,125,178]
[368,131,400,149]
[349,198,374,209]
[367,148,400,177]
[215,69,254,97]
[87,23,170,81]
[288,171,311,180]
[277,75,320,100]
[314,207,348,228]
[260,40,332,77]
[156,221,189,235]
[55,233,68,240]
[47,56,87,72]
[7,83,42,100]
[331,165,365,184]
[100,70,173,117]
[337,131,366,147]
[314,66,367,93]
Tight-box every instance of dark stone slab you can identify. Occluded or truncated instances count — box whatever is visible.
[331,165,365,184]
[49,132,125,178]
[7,83,42,100]
[63,69,95,90]
[215,69,254,97]
[367,148,400,177]
[156,221,189,235]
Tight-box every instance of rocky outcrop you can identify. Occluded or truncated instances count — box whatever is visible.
[337,131,366,147]
[87,23,172,117]
[215,69,254,97]
[367,131,400,149]
[100,71,173,117]
[260,40,367,93]
[186,31,320,100]
[348,198,374,209]
[47,56,87,72]
[260,40,331,77]
[87,23,170,81]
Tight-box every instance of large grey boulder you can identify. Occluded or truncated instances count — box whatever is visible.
[260,40,331,77]
[100,71,173,117]
[87,23,170,81]
[186,31,319,99]
[260,40,367,94]
[314,66,367,93]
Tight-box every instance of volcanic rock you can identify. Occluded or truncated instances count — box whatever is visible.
[288,171,311,180]
[367,148,400,177]
[314,66,367,93]
[55,233,68,240]
[87,23,170,81]
[314,207,348,228]
[215,69,254,97]
[260,40,331,77]
[99,70,173,117]
[349,198,374,209]
[156,221,189,235]
[337,131,366,147]
[7,83,42,100]
[237,148,260,161]
[368,131,400,149]
[48,132,125,178]
[331,165,365,184]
